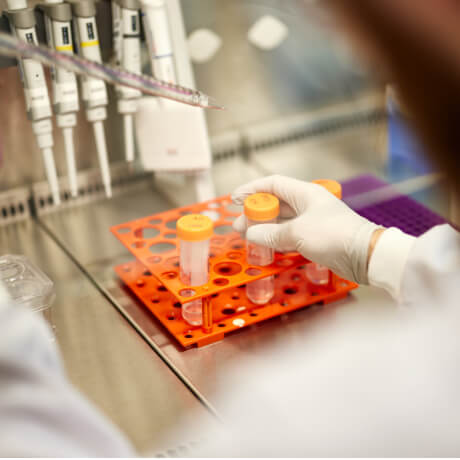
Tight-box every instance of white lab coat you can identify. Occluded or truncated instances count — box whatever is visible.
[179,224,460,457]
[0,286,135,457]
[1,223,460,457]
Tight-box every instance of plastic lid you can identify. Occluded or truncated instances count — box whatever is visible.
[244,193,280,221]
[313,179,342,199]
[177,214,213,241]
[0,254,55,312]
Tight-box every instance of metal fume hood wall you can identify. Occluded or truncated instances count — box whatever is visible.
[0,0,381,223]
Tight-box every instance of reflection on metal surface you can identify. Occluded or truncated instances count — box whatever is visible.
[210,91,385,161]
[32,162,150,215]
[38,151,394,414]
[181,0,377,135]
[0,219,216,452]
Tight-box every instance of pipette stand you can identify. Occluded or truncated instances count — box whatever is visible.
[111,195,358,348]
[136,0,215,203]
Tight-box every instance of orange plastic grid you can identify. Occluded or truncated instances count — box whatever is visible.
[115,259,358,348]
[110,195,305,304]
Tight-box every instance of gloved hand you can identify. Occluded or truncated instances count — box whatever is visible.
[232,175,383,284]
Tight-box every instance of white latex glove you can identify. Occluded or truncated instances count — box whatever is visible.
[232,175,383,284]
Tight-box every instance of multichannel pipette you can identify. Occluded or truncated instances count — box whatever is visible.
[70,0,111,198]
[41,0,79,198]
[112,0,142,162]
[0,30,223,109]
[5,0,61,204]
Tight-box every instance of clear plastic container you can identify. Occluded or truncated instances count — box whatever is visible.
[246,217,277,304]
[244,193,280,305]
[177,214,213,326]
[305,263,329,285]
[306,180,342,286]
[0,254,55,313]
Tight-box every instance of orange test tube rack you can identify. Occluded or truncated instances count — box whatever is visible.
[111,194,358,348]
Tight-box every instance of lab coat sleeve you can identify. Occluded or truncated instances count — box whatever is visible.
[368,223,460,309]
[368,227,416,300]
[0,290,136,458]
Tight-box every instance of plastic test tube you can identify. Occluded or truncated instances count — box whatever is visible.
[244,193,280,305]
[177,214,213,326]
[305,179,343,285]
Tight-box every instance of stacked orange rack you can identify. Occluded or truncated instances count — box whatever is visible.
[111,195,358,348]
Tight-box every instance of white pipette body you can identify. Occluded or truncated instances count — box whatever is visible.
[122,113,135,162]
[62,126,78,196]
[6,0,61,204]
[70,0,112,198]
[42,0,79,197]
[92,120,112,197]
[112,0,142,162]
[140,0,177,84]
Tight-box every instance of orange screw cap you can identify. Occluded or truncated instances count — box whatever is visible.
[313,179,342,199]
[244,193,280,221]
[177,214,213,241]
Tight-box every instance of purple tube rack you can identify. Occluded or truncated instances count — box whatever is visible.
[342,174,446,237]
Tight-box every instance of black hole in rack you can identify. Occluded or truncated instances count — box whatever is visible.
[284,287,298,295]
[231,295,239,300]
[167,316,175,321]
[211,293,219,298]
[143,270,152,276]
[185,334,193,338]
[151,298,160,303]
[218,323,226,327]
[250,312,258,317]
[173,302,181,308]
[281,301,289,306]
[158,286,167,292]
[237,284,246,289]
[222,307,236,315]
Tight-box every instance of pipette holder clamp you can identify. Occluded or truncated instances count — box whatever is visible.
[111,195,358,348]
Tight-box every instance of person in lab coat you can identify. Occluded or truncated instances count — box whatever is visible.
[3,0,460,456]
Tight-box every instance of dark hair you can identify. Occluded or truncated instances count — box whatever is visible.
[329,0,460,188]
